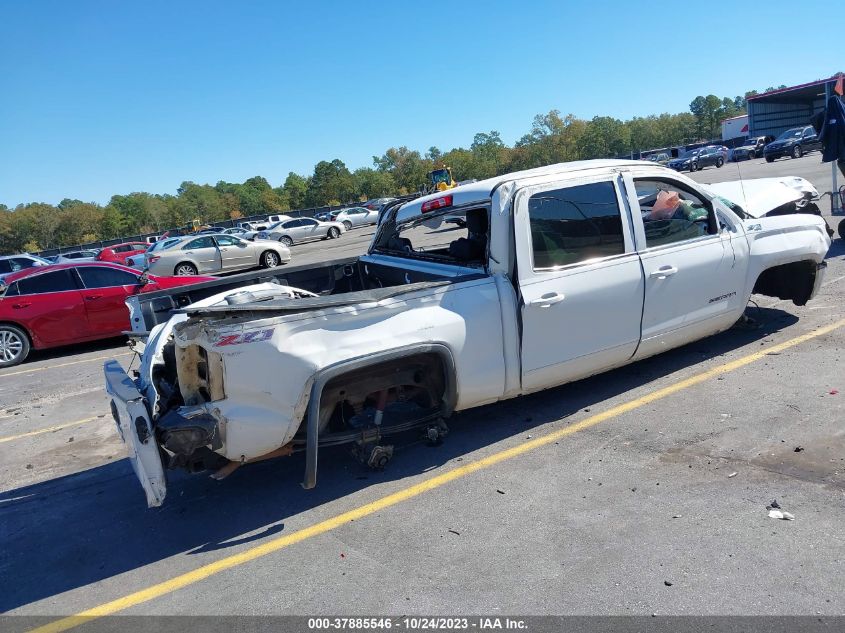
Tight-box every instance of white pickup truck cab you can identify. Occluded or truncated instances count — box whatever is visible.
[105,160,830,506]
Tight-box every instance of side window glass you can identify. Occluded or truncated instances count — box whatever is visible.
[77,267,139,288]
[4,282,20,296]
[635,180,714,248]
[0,260,11,274]
[301,219,317,227]
[15,270,77,295]
[215,236,236,246]
[528,181,625,269]
[185,237,215,249]
[10,258,35,271]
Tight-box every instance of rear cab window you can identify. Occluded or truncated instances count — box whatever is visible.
[373,200,490,268]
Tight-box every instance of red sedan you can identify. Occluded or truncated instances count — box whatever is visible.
[95,242,149,265]
[0,262,214,367]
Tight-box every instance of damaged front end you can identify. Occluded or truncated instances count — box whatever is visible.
[105,283,314,507]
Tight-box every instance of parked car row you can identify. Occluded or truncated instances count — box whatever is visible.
[0,262,214,367]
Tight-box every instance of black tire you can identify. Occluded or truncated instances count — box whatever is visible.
[0,323,31,368]
[792,145,803,159]
[328,226,341,239]
[716,157,724,168]
[689,162,698,172]
[279,235,293,247]
[342,220,352,231]
[748,150,755,159]
[838,218,845,240]
[174,262,198,276]
[766,156,775,163]
[261,250,280,268]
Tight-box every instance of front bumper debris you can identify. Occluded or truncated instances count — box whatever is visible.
[104,360,167,507]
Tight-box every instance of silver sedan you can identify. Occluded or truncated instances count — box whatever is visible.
[331,206,380,230]
[256,217,346,246]
[144,234,291,276]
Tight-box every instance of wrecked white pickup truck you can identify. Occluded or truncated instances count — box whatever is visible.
[105,160,830,507]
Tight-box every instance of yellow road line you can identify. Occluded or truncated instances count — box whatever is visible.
[29,317,845,633]
[0,417,100,444]
[0,352,132,378]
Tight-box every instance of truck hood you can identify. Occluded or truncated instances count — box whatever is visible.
[704,178,809,218]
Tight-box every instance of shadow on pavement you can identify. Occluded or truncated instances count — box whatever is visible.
[0,307,799,613]
[11,337,127,367]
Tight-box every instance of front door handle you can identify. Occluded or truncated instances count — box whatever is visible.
[12,302,31,309]
[85,295,103,301]
[528,292,566,308]
[649,266,678,279]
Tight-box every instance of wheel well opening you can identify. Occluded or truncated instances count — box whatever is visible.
[316,352,450,434]
[752,260,817,306]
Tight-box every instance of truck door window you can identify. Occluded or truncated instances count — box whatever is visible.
[528,181,625,269]
[634,180,715,248]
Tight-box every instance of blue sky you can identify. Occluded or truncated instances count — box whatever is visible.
[0,0,840,207]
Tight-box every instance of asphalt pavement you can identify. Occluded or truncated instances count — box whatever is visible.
[2,155,844,623]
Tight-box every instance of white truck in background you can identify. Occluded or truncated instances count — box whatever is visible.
[105,160,830,507]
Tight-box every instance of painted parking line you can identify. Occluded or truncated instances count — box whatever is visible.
[29,317,845,633]
[0,417,102,444]
[0,352,132,378]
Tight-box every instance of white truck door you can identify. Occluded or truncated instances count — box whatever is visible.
[515,174,644,393]
[623,175,747,360]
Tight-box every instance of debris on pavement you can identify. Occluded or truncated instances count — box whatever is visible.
[829,389,839,395]
[496,489,505,495]
[766,500,794,520]
[448,529,461,536]
[664,580,673,587]
[728,471,738,478]
[794,446,805,452]
[768,509,795,520]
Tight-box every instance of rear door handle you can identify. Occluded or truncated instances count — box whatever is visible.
[528,292,566,308]
[649,266,678,279]
[12,302,31,309]
[85,295,103,301]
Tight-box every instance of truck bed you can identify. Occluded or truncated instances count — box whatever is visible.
[131,255,485,332]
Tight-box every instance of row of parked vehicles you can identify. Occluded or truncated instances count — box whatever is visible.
[643,126,823,173]
[0,199,400,367]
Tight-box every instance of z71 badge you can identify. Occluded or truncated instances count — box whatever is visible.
[214,328,274,347]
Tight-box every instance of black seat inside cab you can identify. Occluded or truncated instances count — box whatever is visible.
[448,208,488,261]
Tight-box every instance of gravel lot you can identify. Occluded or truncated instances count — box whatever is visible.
[2,154,844,623]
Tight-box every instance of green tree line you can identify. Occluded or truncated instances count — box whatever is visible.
[0,91,752,254]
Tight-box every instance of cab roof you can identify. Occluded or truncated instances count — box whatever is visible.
[397,159,646,219]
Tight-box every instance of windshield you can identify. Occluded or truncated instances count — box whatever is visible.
[148,238,180,252]
[679,150,698,159]
[776,128,803,140]
[430,169,450,184]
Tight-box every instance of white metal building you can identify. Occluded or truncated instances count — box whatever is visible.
[747,75,841,138]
